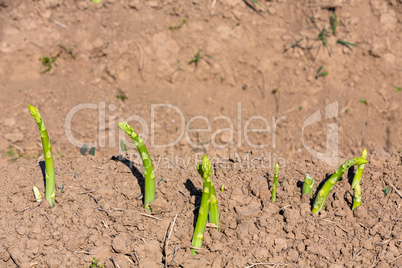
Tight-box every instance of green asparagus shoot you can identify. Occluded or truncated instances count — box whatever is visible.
[118,122,155,212]
[312,157,368,214]
[28,104,56,207]
[271,163,279,202]
[352,148,367,189]
[359,99,368,105]
[352,148,367,210]
[191,154,212,255]
[396,86,401,92]
[302,173,314,199]
[208,177,219,230]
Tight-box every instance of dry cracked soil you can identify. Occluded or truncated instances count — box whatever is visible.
[0,0,401,267]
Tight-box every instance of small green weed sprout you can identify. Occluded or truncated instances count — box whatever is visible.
[58,44,75,59]
[337,39,357,49]
[189,51,201,65]
[170,18,187,31]
[383,186,391,195]
[39,56,57,74]
[116,92,128,102]
[90,257,104,268]
[330,13,338,35]
[316,66,328,78]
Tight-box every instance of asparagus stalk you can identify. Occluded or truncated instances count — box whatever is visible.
[208,178,219,230]
[196,159,219,230]
[28,105,56,207]
[352,148,367,210]
[312,156,368,214]
[271,163,279,202]
[191,154,211,256]
[302,173,314,199]
[118,122,155,212]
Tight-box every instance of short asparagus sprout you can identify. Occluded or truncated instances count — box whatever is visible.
[118,122,155,212]
[312,157,368,214]
[191,154,212,256]
[352,148,367,210]
[302,173,314,199]
[28,105,56,207]
[271,163,279,202]
[33,186,42,202]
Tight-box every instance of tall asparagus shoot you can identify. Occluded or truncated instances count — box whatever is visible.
[197,160,219,229]
[352,148,367,210]
[271,163,279,202]
[118,122,155,212]
[28,105,56,207]
[191,154,212,256]
[208,177,219,230]
[302,173,314,199]
[312,156,368,214]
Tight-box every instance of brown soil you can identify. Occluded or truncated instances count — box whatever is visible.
[1,148,401,267]
[0,0,401,267]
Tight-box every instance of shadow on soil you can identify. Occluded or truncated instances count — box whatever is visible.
[184,179,202,228]
[111,155,145,200]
